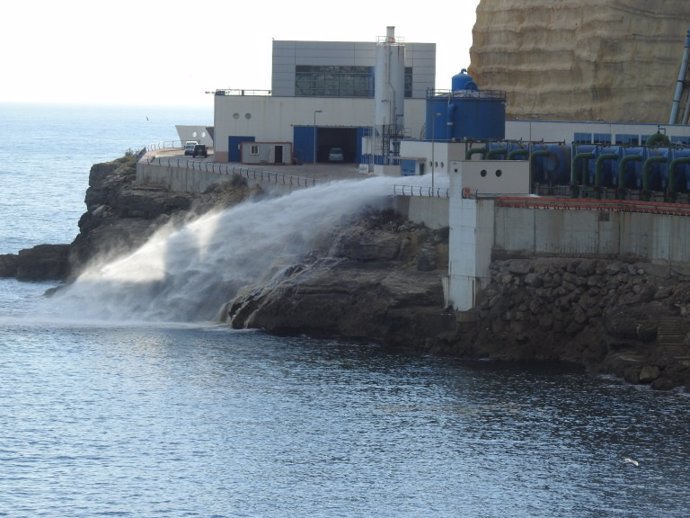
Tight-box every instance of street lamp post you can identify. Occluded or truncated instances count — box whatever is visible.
[313,110,322,164]
[431,112,441,194]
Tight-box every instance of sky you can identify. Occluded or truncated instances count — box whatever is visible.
[0,0,480,108]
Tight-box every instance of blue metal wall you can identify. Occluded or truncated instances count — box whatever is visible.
[294,126,316,164]
[452,97,505,140]
[228,136,255,162]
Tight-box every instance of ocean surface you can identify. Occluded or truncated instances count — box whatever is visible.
[1,103,689,517]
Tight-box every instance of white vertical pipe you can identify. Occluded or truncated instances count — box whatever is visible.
[670,28,690,124]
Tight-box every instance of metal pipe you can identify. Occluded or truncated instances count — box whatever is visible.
[486,146,508,160]
[571,152,596,187]
[465,146,487,160]
[595,153,620,189]
[682,91,690,125]
[668,156,690,198]
[642,156,668,199]
[507,149,529,160]
[617,154,644,197]
[529,149,552,189]
[670,28,690,124]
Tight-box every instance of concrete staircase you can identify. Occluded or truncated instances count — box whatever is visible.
[656,316,690,366]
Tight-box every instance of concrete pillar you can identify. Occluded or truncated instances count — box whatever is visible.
[447,162,494,310]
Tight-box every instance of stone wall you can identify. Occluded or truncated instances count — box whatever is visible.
[469,0,690,123]
[470,257,690,390]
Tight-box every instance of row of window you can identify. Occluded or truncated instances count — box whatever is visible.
[295,65,413,98]
[574,132,690,146]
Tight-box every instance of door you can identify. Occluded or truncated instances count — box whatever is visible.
[275,145,283,164]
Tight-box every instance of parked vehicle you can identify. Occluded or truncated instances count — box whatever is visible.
[184,140,199,155]
[328,147,344,162]
[192,144,208,158]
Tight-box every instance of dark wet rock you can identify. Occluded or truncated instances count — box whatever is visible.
[604,307,658,342]
[16,244,70,281]
[226,210,452,349]
[0,254,19,278]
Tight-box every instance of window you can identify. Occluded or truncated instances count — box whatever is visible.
[574,132,592,144]
[250,145,259,155]
[593,133,611,144]
[295,66,413,97]
[671,136,690,145]
[615,134,639,145]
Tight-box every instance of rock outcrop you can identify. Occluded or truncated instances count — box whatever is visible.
[469,0,690,123]
[69,150,196,273]
[0,243,70,281]
[225,210,453,347]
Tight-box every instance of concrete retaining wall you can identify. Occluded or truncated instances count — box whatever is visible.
[494,207,690,265]
[391,196,449,230]
[136,161,314,196]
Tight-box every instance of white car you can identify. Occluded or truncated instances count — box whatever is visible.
[328,147,344,162]
[184,140,199,156]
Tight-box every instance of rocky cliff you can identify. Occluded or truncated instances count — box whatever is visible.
[0,151,253,281]
[469,0,690,123]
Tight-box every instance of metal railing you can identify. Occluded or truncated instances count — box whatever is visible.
[427,88,507,101]
[496,196,690,217]
[145,140,183,152]
[211,89,272,97]
[143,156,317,188]
[393,184,449,198]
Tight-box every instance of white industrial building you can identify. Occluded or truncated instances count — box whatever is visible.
[210,25,690,194]
[212,27,435,172]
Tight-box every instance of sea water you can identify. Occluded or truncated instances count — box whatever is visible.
[0,103,689,517]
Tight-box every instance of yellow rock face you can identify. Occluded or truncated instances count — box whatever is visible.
[469,0,690,123]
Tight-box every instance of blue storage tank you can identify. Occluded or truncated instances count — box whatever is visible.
[449,93,505,140]
[425,96,450,141]
[426,72,506,141]
[452,69,478,92]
